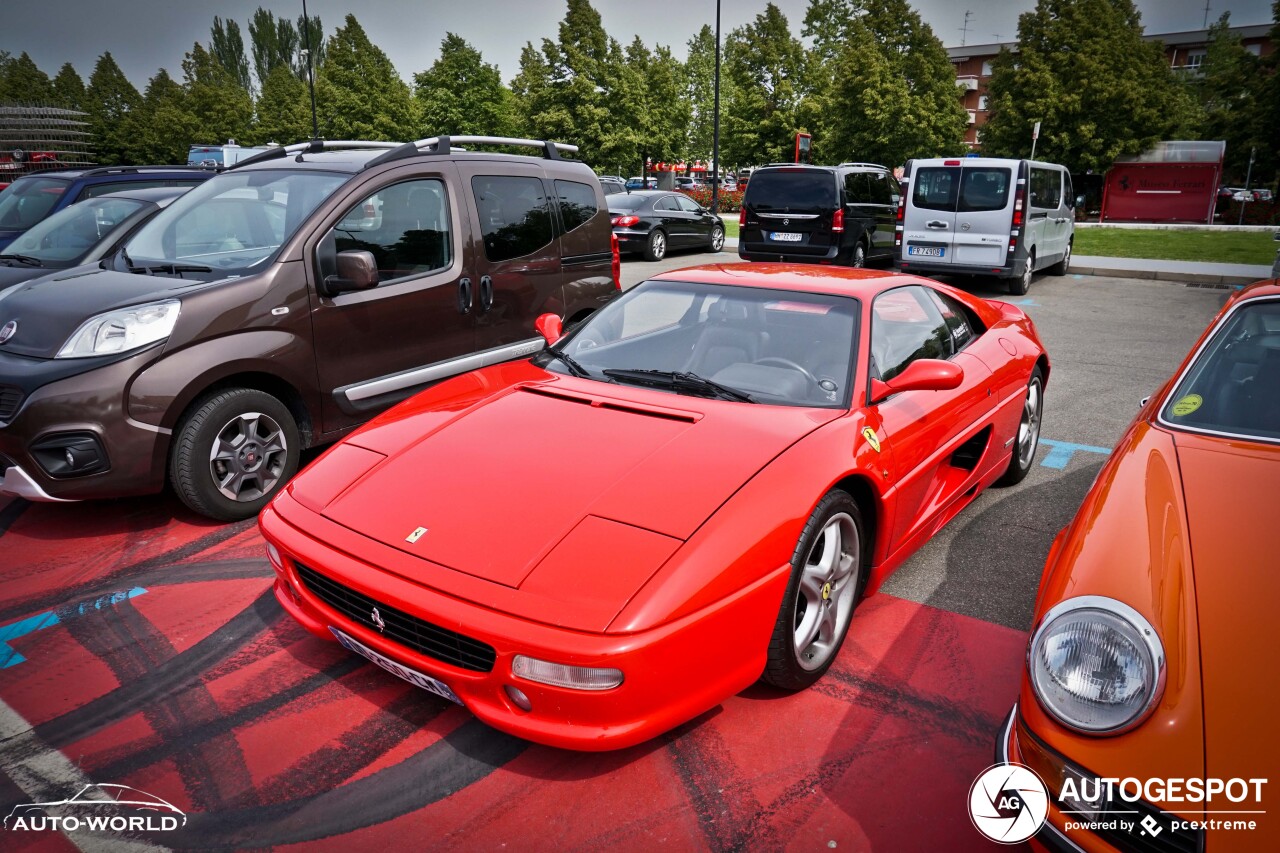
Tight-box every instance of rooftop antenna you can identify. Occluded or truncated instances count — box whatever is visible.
[1203,0,1211,29]
[960,10,974,47]
[992,32,1004,44]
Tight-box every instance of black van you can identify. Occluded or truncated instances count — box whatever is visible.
[737,163,899,267]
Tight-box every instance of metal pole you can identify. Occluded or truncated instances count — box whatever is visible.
[302,0,319,139]
[1238,146,1256,227]
[711,0,722,215]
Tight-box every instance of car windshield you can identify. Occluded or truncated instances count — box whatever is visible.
[1161,297,1280,442]
[123,169,347,274]
[545,280,859,408]
[0,177,69,231]
[5,197,147,264]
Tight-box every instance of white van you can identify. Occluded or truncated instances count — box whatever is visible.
[895,157,1074,294]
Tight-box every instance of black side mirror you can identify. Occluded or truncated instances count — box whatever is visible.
[323,250,378,295]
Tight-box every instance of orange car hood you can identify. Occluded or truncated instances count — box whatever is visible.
[1175,431,1280,789]
[322,382,835,588]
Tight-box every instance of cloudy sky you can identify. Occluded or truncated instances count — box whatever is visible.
[3,0,1274,88]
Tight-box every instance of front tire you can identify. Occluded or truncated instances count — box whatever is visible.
[996,366,1044,486]
[708,224,725,253]
[643,229,667,261]
[762,490,867,690]
[170,388,301,521]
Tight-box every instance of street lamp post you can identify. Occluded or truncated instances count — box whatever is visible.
[711,0,722,215]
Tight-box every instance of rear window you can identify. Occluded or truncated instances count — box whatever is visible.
[744,169,837,211]
[912,167,1011,213]
[912,168,958,211]
[608,195,647,211]
[0,177,69,230]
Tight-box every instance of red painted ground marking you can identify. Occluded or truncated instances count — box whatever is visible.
[1,497,1029,851]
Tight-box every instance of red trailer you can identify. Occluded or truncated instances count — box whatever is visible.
[1100,141,1225,224]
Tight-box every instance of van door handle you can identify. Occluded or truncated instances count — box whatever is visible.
[479,275,494,313]
[927,220,948,229]
[458,277,472,314]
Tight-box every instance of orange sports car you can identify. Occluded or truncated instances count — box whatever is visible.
[998,279,1279,851]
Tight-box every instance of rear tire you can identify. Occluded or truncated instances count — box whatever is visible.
[849,242,868,268]
[1008,252,1034,295]
[170,388,301,521]
[1048,240,1072,276]
[643,229,667,261]
[708,224,725,253]
[762,490,867,690]
[996,367,1044,486]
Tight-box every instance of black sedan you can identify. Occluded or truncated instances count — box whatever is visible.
[0,186,191,294]
[607,190,726,261]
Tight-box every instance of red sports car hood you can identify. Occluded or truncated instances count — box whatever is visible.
[1173,431,1280,788]
[321,380,838,589]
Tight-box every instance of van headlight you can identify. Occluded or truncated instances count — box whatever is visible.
[1028,596,1165,735]
[56,300,181,358]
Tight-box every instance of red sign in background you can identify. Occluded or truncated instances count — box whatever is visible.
[1101,162,1222,224]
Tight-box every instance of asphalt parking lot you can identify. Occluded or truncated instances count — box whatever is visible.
[0,259,1230,851]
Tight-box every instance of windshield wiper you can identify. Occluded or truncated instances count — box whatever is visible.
[119,248,213,277]
[540,348,598,380]
[0,253,43,267]
[601,369,755,403]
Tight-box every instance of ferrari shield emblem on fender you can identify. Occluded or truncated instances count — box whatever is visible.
[862,427,881,453]
[405,526,427,543]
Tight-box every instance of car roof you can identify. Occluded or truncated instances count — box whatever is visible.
[12,167,209,182]
[648,263,934,298]
[95,186,191,204]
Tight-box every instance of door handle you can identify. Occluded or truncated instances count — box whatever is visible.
[479,275,494,313]
[927,220,948,229]
[458,277,472,314]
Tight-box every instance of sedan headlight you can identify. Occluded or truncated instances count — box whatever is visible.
[1029,596,1165,735]
[56,300,181,358]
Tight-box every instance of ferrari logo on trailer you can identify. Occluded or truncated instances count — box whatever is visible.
[862,427,881,453]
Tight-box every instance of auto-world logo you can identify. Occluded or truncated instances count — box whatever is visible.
[969,763,1049,844]
[3,783,186,833]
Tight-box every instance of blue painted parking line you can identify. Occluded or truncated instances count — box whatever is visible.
[1011,298,1040,306]
[1038,438,1112,470]
[0,587,147,668]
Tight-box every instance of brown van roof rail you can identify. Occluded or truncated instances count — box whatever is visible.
[228,139,401,170]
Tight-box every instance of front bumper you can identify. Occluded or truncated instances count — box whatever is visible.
[260,491,786,751]
[0,463,74,501]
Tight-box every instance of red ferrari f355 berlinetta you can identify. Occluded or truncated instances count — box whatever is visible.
[260,263,1049,750]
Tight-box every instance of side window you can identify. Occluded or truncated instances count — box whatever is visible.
[867,173,894,205]
[1029,168,1061,209]
[911,168,958,212]
[870,286,952,381]
[323,178,452,285]
[1064,172,1075,209]
[926,289,980,353]
[78,180,173,200]
[554,179,597,233]
[844,172,870,204]
[654,195,679,212]
[472,175,554,263]
[675,194,702,214]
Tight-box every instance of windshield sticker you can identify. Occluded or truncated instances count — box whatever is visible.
[1170,394,1202,417]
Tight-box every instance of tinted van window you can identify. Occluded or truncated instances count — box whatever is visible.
[958,168,1011,212]
[912,168,958,212]
[555,179,597,232]
[1030,167,1061,209]
[472,175,554,262]
[844,172,870,204]
[326,179,452,285]
[744,169,837,211]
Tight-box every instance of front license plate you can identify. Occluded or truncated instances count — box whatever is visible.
[908,245,945,257]
[769,231,803,242]
[331,627,463,705]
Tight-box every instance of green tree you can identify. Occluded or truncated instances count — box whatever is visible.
[1256,1,1280,186]
[254,63,313,144]
[127,69,192,164]
[981,0,1196,172]
[181,42,254,147]
[510,42,553,139]
[211,16,254,94]
[720,4,807,167]
[296,13,326,80]
[3,52,53,105]
[249,8,299,87]
[50,64,86,111]
[683,25,724,162]
[620,40,688,165]
[414,33,516,136]
[85,52,142,164]
[316,14,418,140]
[1191,13,1263,181]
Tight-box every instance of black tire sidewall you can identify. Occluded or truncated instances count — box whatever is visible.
[645,229,667,261]
[710,225,725,253]
[996,367,1045,487]
[170,388,301,521]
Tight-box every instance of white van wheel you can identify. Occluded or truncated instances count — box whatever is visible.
[1009,253,1033,295]
[1049,240,1072,275]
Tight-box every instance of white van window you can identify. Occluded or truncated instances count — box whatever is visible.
[913,167,1010,213]
[958,168,1011,212]
[912,168,958,211]
[1030,168,1062,209]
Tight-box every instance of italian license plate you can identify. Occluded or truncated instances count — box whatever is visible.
[908,246,945,257]
[769,231,803,242]
[331,627,463,705]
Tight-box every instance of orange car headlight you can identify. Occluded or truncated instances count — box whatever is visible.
[1029,596,1165,735]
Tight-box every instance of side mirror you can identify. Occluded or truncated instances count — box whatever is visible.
[870,359,963,404]
[535,313,563,345]
[323,250,378,295]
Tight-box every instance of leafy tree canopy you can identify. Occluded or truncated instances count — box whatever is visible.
[413,33,516,137]
[316,14,418,141]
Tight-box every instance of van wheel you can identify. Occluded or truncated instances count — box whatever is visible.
[708,225,725,253]
[170,388,301,521]
[1009,253,1034,295]
[1048,241,1072,275]
[644,229,667,261]
[850,242,867,268]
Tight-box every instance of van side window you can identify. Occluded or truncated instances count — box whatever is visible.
[912,168,958,211]
[324,179,452,285]
[867,173,894,205]
[555,180,598,233]
[957,168,1011,212]
[472,175,554,263]
[870,286,953,381]
[844,172,870,204]
[1029,168,1062,209]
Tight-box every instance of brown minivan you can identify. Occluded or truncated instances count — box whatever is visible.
[0,137,620,519]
